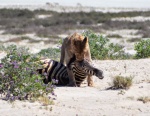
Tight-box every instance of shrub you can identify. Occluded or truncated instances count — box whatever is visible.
[111,76,133,90]
[83,31,130,60]
[0,8,34,18]
[134,39,150,59]
[84,31,109,59]
[37,48,60,61]
[108,43,132,60]
[0,45,54,102]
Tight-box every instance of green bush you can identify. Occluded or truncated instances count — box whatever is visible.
[37,48,60,61]
[84,31,109,59]
[83,31,130,60]
[108,43,131,60]
[0,45,54,102]
[134,39,150,59]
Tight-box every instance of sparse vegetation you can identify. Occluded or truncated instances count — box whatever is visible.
[111,75,133,89]
[137,96,150,103]
[37,48,60,61]
[118,90,126,95]
[127,38,141,43]
[107,34,122,38]
[38,96,54,106]
[0,8,150,37]
[20,36,33,40]
[0,8,34,18]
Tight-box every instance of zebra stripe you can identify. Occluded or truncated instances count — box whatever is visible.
[38,59,104,86]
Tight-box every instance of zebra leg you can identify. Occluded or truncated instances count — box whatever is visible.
[87,75,94,87]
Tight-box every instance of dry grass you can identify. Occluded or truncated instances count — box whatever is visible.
[107,34,122,38]
[38,96,54,106]
[111,75,133,90]
[146,78,150,83]
[127,38,141,43]
[137,96,150,103]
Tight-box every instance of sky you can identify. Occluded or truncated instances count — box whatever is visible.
[0,0,150,8]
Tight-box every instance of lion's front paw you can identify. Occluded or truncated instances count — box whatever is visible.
[88,82,94,87]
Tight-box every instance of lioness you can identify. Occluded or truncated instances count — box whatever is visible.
[60,33,93,86]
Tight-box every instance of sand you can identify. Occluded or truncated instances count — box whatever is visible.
[0,59,150,116]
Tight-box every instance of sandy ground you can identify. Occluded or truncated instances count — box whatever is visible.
[0,59,150,116]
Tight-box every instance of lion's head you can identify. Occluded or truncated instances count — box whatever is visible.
[70,33,89,61]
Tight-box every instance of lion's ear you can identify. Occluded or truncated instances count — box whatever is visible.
[83,37,88,44]
[72,32,78,37]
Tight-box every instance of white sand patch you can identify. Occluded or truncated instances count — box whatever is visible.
[0,52,6,60]
[0,33,60,54]
[25,33,49,41]
[26,42,58,54]
[0,33,51,42]
[104,29,142,38]
[124,49,136,55]
[112,16,150,22]
[0,34,21,42]
[36,14,52,19]
[0,30,5,34]
[58,34,68,38]
[0,33,47,42]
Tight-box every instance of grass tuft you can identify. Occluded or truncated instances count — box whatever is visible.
[137,96,150,103]
[111,75,133,90]
[38,96,54,106]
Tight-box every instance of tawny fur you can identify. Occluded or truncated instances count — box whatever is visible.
[60,33,94,86]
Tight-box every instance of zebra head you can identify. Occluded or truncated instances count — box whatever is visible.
[93,68,104,79]
[75,60,104,79]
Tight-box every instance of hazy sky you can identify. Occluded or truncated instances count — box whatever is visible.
[0,0,150,8]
